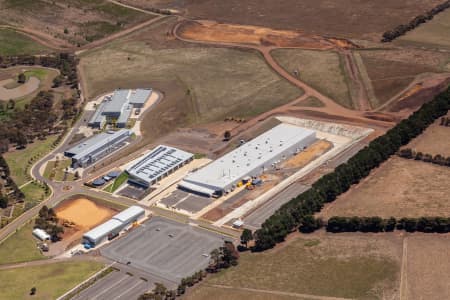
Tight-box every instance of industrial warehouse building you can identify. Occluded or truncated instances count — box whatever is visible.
[82,206,145,246]
[126,145,194,188]
[64,129,132,168]
[88,88,152,128]
[179,123,317,197]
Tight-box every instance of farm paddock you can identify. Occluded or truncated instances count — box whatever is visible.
[319,157,450,219]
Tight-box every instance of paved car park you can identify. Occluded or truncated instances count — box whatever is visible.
[72,269,153,300]
[160,190,215,213]
[101,216,227,283]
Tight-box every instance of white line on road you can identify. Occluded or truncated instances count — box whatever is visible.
[114,280,145,300]
[92,274,130,300]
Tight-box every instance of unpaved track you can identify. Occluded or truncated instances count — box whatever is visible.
[0,25,69,50]
[342,50,371,111]
[206,284,353,300]
[173,20,394,130]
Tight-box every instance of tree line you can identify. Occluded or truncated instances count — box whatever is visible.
[326,216,450,233]
[381,1,450,42]
[398,148,450,167]
[35,205,64,242]
[248,86,450,251]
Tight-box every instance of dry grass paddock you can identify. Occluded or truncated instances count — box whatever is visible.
[319,157,450,219]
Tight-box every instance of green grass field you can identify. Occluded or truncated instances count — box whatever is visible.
[0,222,45,265]
[0,28,50,56]
[201,235,399,299]
[272,49,352,109]
[20,181,48,206]
[397,9,450,50]
[3,135,58,186]
[0,260,104,299]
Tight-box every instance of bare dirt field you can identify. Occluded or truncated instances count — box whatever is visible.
[0,0,153,47]
[55,197,117,229]
[177,20,357,49]
[397,9,450,50]
[405,234,450,300]
[272,49,353,109]
[282,140,332,169]
[405,115,450,156]
[193,232,401,299]
[121,0,442,40]
[320,157,450,219]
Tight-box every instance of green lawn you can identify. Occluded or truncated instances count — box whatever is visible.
[272,49,353,109]
[0,261,104,299]
[205,236,399,299]
[3,135,58,186]
[104,172,128,193]
[20,181,48,208]
[0,222,45,265]
[0,28,50,56]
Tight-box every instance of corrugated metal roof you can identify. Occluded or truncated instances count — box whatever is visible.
[103,89,130,114]
[65,129,131,159]
[112,206,145,223]
[129,89,152,104]
[183,123,315,190]
[127,145,193,184]
[83,219,123,241]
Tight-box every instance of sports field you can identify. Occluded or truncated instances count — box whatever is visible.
[320,157,450,219]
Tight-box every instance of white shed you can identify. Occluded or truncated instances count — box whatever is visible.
[112,206,145,225]
[32,228,50,241]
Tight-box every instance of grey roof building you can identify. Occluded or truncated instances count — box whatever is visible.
[126,145,194,188]
[64,129,132,168]
[82,206,145,246]
[179,123,317,197]
[88,89,152,128]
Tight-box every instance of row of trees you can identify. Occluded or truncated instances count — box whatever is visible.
[398,148,450,167]
[381,1,450,42]
[250,86,450,251]
[327,216,450,233]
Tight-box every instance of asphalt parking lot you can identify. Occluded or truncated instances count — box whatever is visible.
[72,269,152,300]
[160,190,214,213]
[101,216,227,284]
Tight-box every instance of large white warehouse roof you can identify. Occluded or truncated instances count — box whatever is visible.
[181,123,315,193]
[112,206,145,223]
[83,219,123,242]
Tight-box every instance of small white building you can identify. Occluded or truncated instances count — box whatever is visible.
[32,228,51,241]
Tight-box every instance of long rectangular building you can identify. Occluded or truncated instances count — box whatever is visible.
[126,145,194,188]
[179,123,316,197]
[64,129,132,168]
